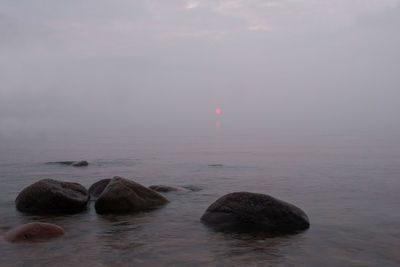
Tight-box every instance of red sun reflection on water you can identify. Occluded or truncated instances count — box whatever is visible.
[215,109,221,115]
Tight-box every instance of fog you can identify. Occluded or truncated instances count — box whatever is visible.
[1,0,400,139]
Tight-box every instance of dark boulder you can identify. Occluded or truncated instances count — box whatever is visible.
[95,176,169,214]
[5,222,65,242]
[201,192,310,234]
[149,185,189,192]
[15,179,89,214]
[88,178,111,200]
[72,161,88,167]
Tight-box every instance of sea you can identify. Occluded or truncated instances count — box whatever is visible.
[0,130,399,266]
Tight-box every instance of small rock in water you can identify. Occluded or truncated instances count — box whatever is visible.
[72,161,89,167]
[5,222,65,243]
[46,160,89,167]
[201,192,310,234]
[46,161,75,165]
[95,176,169,214]
[182,185,203,192]
[15,179,89,214]
[88,178,111,200]
[149,185,189,192]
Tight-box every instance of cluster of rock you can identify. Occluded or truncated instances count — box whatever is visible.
[15,177,169,215]
[5,177,310,243]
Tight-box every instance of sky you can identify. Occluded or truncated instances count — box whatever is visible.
[0,0,399,138]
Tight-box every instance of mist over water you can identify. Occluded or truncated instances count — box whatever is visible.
[1,1,400,266]
[1,1,400,138]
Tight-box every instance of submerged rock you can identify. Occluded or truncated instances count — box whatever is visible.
[201,192,310,234]
[72,161,88,167]
[15,179,89,214]
[46,160,89,167]
[88,178,111,200]
[49,161,75,165]
[149,185,189,192]
[95,177,169,214]
[5,222,65,243]
[182,185,203,192]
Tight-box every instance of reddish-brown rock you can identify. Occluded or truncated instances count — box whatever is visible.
[5,222,65,242]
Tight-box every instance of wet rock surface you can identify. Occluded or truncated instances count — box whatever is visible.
[201,192,310,234]
[95,176,169,214]
[5,222,65,243]
[15,179,89,214]
[88,178,111,200]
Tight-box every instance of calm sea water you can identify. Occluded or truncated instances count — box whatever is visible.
[0,131,399,266]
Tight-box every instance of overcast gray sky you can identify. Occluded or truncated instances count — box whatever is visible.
[1,0,399,137]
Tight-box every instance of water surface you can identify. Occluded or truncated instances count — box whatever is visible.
[1,133,399,266]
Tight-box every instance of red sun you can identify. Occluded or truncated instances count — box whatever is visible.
[215,109,221,115]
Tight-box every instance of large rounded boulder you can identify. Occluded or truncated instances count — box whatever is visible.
[15,179,89,214]
[5,222,65,243]
[201,192,310,234]
[94,176,169,214]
